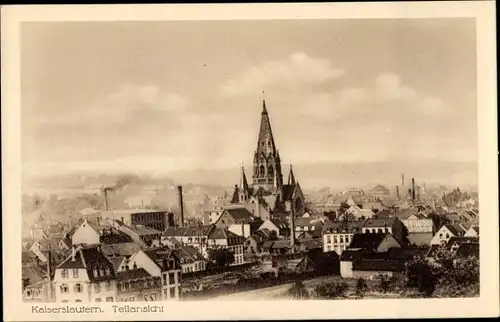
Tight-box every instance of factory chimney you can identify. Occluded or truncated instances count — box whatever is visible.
[177,186,184,227]
[46,245,53,301]
[396,185,400,199]
[412,178,416,200]
[402,174,405,187]
[101,187,110,211]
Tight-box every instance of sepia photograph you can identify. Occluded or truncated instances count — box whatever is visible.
[2,2,498,321]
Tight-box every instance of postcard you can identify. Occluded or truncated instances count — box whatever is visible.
[1,2,498,321]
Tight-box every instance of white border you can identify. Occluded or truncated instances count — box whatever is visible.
[2,2,498,321]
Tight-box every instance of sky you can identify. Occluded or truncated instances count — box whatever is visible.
[21,19,478,182]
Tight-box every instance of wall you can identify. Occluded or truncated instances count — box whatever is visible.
[53,268,90,302]
[430,226,455,245]
[340,261,353,278]
[323,233,353,255]
[258,220,280,236]
[90,280,117,303]
[72,223,100,245]
[403,218,434,233]
[228,224,251,238]
[127,250,161,277]
[352,270,394,280]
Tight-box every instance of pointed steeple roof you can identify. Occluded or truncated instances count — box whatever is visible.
[240,166,249,193]
[288,164,296,185]
[256,99,276,157]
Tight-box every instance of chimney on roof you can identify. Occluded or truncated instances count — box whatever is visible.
[71,246,76,262]
[177,186,184,227]
[96,216,100,226]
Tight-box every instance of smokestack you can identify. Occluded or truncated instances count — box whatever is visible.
[396,186,400,199]
[177,186,184,227]
[102,188,109,211]
[402,174,405,187]
[412,178,416,200]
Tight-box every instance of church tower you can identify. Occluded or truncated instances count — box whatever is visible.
[252,99,284,191]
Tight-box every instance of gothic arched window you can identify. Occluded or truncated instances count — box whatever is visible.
[259,165,265,177]
[268,166,274,177]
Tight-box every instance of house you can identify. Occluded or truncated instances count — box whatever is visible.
[464,226,479,237]
[53,246,117,303]
[296,229,323,240]
[351,259,406,280]
[340,249,366,278]
[125,195,153,209]
[214,206,256,238]
[257,219,290,238]
[116,268,161,302]
[71,218,133,246]
[446,236,479,253]
[362,217,407,245]
[117,223,162,247]
[430,224,466,245]
[322,220,364,255]
[294,249,340,275]
[29,238,62,263]
[347,205,375,219]
[348,233,401,253]
[362,201,384,212]
[161,225,245,266]
[126,247,182,300]
[369,185,390,199]
[244,234,266,258]
[294,217,319,233]
[174,245,207,275]
[202,208,224,225]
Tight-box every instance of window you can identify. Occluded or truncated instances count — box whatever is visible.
[327,245,332,251]
[169,272,176,282]
[74,284,83,293]
[144,295,149,301]
[378,228,383,233]
[445,234,450,239]
[326,236,331,243]
[95,283,101,293]
[150,293,157,301]
[339,236,344,243]
[26,289,32,297]
[439,233,443,239]
[105,281,111,291]
[333,236,338,244]
[194,263,198,271]
[72,269,79,278]
[345,235,350,243]
[385,228,389,233]
[61,269,68,278]
[170,288,176,299]
[60,284,69,293]
[106,297,114,302]
[95,298,102,302]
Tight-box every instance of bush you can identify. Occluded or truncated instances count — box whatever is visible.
[288,280,309,299]
[355,278,368,298]
[313,281,349,299]
[404,257,437,296]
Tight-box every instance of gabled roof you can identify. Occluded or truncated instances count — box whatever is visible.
[57,246,116,282]
[363,217,399,228]
[221,207,254,224]
[349,233,397,250]
[446,236,479,248]
[443,224,466,236]
[294,217,312,227]
[162,225,213,238]
[116,268,152,281]
[281,184,297,201]
[175,245,206,263]
[108,256,126,271]
[270,218,289,229]
[101,243,141,258]
[340,249,366,261]
[125,224,162,236]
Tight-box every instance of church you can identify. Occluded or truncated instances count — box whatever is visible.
[229,99,306,221]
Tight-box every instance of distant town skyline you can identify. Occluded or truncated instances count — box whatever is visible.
[22,19,477,185]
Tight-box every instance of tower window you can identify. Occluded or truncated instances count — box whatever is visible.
[259,165,265,176]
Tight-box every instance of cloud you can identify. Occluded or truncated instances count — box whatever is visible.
[218,52,344,96]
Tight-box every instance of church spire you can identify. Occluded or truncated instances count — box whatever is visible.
[288,164,296,185]
[240,165,249,193]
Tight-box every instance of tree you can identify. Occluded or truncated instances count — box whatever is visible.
[313,281,349,299]
[355,278,368,298]
[404,256,437,296]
